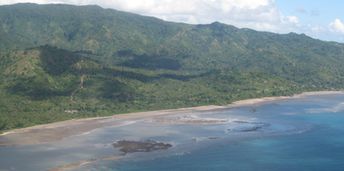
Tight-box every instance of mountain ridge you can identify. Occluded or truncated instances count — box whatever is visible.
[0,3,344,131]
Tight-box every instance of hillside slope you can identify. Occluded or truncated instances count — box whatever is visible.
[0,3,344,130]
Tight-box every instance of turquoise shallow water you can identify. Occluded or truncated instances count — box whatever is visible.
[82,94,344,171]
[109,115,344,171]
[1,93,344,171]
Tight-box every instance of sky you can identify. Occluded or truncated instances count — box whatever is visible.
[0,0,343,42]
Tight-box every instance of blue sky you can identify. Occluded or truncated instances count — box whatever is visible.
[275,0,344,42]
[276,0,342,23]
[0,0,343,42]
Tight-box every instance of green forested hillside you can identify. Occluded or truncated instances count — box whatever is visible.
[0,3,344,131]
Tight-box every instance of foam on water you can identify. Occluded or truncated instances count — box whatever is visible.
[2,94,344,171]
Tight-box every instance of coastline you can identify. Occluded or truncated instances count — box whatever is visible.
[0,90,342,145]
[231,91,344,106]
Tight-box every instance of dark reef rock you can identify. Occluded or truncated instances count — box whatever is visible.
[113,140,172,154]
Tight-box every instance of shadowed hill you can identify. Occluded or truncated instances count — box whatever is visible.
[0,3,344,131]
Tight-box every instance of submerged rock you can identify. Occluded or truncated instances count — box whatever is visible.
[227,121,270,132]
[113,140,172,154]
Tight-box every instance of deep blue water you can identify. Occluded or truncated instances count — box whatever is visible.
[110,115,344,171]
[83,94,344,171]
[2,93,344,171]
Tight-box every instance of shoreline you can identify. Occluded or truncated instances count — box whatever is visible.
[230,91,344,106]
[0,90,343,145]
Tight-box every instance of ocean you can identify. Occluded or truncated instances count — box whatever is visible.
[1,93,344,171]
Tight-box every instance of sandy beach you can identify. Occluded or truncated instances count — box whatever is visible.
[0,91,342,146]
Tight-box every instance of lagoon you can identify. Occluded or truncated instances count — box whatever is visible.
[1,92,344,171]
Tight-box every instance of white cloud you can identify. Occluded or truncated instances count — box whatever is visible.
[2,0,343,42]
[285,16,299,24]
[330,18,344,34]
[0,0,301,34]
[311,26,325,33]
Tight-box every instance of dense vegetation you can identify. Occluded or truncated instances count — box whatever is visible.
[0,3,343,131]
